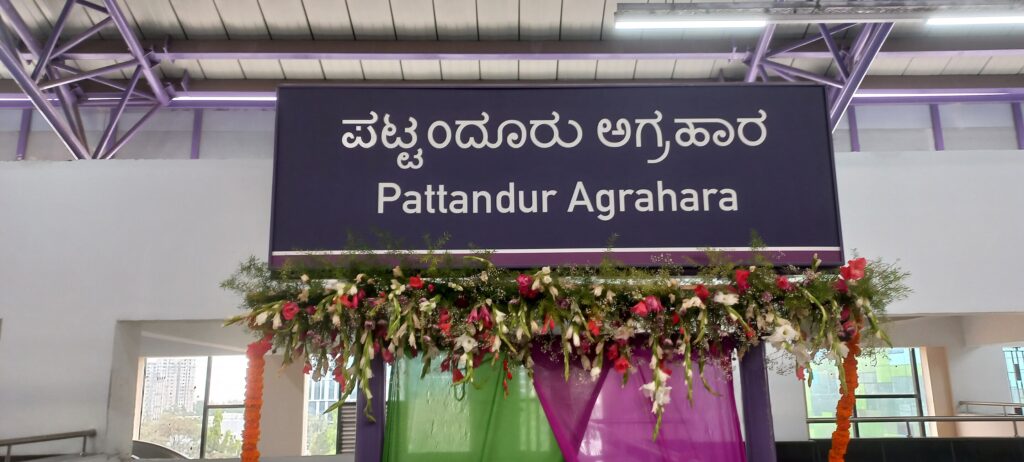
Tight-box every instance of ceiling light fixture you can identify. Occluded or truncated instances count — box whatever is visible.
[926,15,1024,26]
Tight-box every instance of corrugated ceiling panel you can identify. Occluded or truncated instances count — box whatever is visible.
[790,58,831,75]
[440,60,481,79]
[302,0,355,39]
[123,0,186,39]
[519,0,561,40]
[199,59,246,78]
[980,56,1024,75]
[596,60,636,79]
[479,60,518,79]
[10,0,52,37]
[560,0,604,40]
[361,60,403,79]
[280,60,324,79]
[519,60,557,79]
[81,0,127,39]
[673,59,716,79]
[391,0,438,40]
[718,60,748,80]
[434,0,478,40]
[260,0,314,39]
[347,0,397,40]
[170,0,227,38]
[476,0,518,40]
[557,59,597,79]
[400,60,442,79]
[633,59,675,78]
[214,0,270,39]
[866,57,911,76]
[236,60,284,79]
[940,56,990,75]
[902,56,953,76]
[321,60,364,79]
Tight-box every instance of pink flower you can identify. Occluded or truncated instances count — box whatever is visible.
[306,306,317,315]
[776,276,793,292]
[606,343,620,361]
[694,284,710,301]
[644,295,664,313]
[834,279,849,294]
[840,257,867,281]
[516,274,540,299]
[282,301,300,321]
[631,301,649,317]
[735,269,751,293]
[614,356,630,373]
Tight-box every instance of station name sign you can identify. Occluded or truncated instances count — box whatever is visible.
[270,84,843,267]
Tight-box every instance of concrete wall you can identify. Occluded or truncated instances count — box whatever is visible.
[2,148,1023,452]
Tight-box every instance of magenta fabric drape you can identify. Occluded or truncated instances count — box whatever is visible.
[532,344,746,462]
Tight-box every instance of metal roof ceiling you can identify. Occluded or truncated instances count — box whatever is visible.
[2,0,1023,84]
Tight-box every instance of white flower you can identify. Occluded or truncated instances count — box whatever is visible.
[792,343,812,365]
[590,367,601,381]
[449,282,464,291]
[335,282,347,294]
[550,286,559,297]
[455,334,478,353]
[605,290,616,302]
[541,266,552,275]
[613,325,635,341]
[332,314,341,327]
[348,285,358,296]
[492,335,501,353]
[532,279,543,291]
[272,313,282,329]
[355,273,366,283]
[572,331,580,347]
[479,271,489,283]
[593,285,603,297]
[766,320,799,346]
[837,342,850,359]
[668,278,680,288]
[254,311,269,325]
[713,292,739,306]
[390,279,406,295]
[392,266,403,277]
[542,275,552,285]
[682,296,705,310]
[419,298,436,313]
[494,309,506,323]
[640,381,673,413]
[300,274,310,283]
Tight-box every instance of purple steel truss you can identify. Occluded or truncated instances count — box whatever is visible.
[746,22,895,132]
[0,0,169,160]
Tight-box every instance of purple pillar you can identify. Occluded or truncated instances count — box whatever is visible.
[190,109,204,159]
[847,106,861,152]
[356,357,386,462]
[929,104,945,151]
[15,108,31,160]
[740,344,777,462]
[1012,102,1024,151]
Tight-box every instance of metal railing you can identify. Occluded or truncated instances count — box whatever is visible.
[958,400,1024,416]
[807,415,1024,438]
[0,430,95,462]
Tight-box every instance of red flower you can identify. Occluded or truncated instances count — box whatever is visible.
[516,274,540,299]
[735,269,751,293]
[333,367,346,387]
[834,279,849,294]
[614,356,630,374]
[438,308,452,336]
[795,366,806,381]
[540,314,556,334]
[282,301,301,321]
[452,367,465,383]
[840,257,867,281]
[606,343,619,361]
[381,348,395,364]
[306,306,317,315]
[408,275,424,289]
[631,301,649,317]
[644,295,664,313]
[776,275,793,292]
[303,362,312,375]
[694,284,710,301]
[428,283,435,293]
[587,319,602,336]
[660,365,673,376]
[671,313,681,325]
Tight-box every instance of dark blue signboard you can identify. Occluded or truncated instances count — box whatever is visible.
[271,84,843,268]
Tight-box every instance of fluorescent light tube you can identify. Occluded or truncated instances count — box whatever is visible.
[926,15,1024,26]
[615,19,767,30]
[173,95,277,102]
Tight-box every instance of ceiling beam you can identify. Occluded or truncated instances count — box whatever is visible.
[30,36,1024,62]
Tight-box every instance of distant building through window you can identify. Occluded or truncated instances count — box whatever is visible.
[1005,347,1024,405]
[304,375,357,455]
[805,348,928,438]
[137,356,247,459]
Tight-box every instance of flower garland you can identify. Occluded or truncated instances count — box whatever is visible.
[829,323,862,462]
[241,337,271,462]
[225,252,907,457]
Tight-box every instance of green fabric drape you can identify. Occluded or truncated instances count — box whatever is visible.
[383,357,564,462]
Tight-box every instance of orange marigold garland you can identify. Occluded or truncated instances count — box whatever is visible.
[828,326,861,462]
[242,337,272,462]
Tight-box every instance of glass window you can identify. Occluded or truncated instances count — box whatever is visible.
[137,355,246,458]
[1005,347,1024,405]
[304,374,359,455]
[806,348,928,438]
